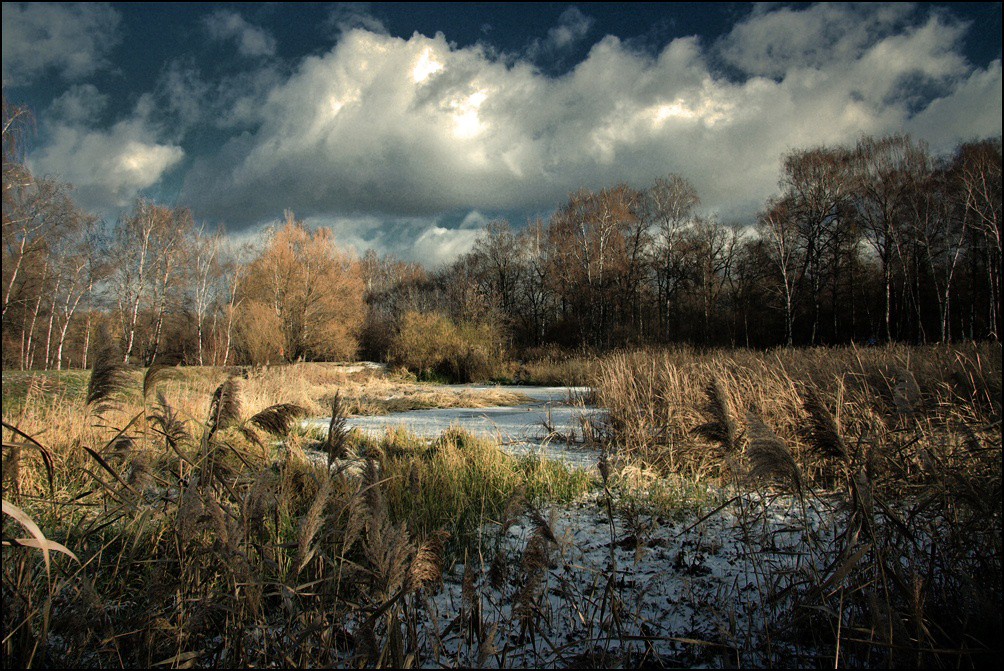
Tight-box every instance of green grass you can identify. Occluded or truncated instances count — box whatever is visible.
[2,369,94,415]
[359,427,594,552]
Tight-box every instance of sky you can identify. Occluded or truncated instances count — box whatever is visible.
[3,2,1002,265]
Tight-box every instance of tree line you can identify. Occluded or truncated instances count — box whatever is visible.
[368,134,1000,358]
[3,92,1001,372]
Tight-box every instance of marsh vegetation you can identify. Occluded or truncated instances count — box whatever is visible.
[3,343,1000,667]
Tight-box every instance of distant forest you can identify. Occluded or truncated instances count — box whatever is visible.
[4,94,1001,370]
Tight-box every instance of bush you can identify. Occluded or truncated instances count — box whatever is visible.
[389,311,505,383]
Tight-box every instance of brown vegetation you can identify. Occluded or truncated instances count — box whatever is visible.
[2,356,590,668]
[593,342,1001,666]
[235,213,366,364]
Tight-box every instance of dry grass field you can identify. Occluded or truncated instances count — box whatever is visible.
[2,343,1000,667]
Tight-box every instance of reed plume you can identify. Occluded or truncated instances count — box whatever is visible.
[801,385,847,462]
[363,450,387,521]
[86,330,129,416]
[147,391,189,454]
[142,364,178,400]
[745,410,802,495]
[296,475,332,574]
[248,403,309,435]
[364,518,412,598]
[325,393,350,468]
[406,530,449,593]
[892,366,923,416]
[206,376,242,441]
[693,375,738,453]
[488,550,508,591]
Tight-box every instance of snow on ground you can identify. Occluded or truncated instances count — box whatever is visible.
[304,386,861,667]
[418,490,842,668]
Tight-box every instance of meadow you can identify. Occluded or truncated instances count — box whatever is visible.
[2,343,1000,668]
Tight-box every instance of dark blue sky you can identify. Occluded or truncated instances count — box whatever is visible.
[4,2,1002,263]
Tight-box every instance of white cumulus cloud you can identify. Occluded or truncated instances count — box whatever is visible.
[19,2,997,264]
[29,93,184,210]
[180,3,1002,244]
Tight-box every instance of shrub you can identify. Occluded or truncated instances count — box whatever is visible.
[389,311,504,383]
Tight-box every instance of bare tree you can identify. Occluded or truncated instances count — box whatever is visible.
[114,200,167,363]
[684,217,738,343]
[637,175,700,341]
[145,207,192,364]
[955,139,1002,339]
[3,178,74,324]
[852,135,931,342]
[547,185,641,347]
[780,146,854,344]
[757,197,801,346]
[189,223,222,366]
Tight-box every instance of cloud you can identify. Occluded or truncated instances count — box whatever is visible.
[326,3,388,37]
[178,2,1001,248]
[204,9,276,58]
[717,3,918,79]
[297,212,481,267]
[527,6,595,59]
[150,58,283,134]
[906,58,1004,153]
[46,84,108,124]
[2,2,121,84]
[28,92,184,210]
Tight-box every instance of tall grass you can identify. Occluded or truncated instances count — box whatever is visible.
[2,360,594,668]
[4,345,1000,667]
[595,342,1002,667]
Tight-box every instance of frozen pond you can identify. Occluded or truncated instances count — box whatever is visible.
[305,385,603,470]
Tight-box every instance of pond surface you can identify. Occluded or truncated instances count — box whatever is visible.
[307,385,603,470]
